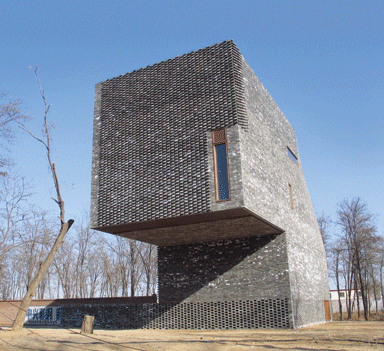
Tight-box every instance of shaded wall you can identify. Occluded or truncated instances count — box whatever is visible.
[158,234,290,304]
[155,234,292,329]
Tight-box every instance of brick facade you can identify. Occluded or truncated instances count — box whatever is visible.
[239,58,330,327]
[91,41,246,229]
[158,234,289,304]
[90,41,329,329]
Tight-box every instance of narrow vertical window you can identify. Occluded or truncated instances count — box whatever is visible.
[213,128,230,201]
[289,183,294,209]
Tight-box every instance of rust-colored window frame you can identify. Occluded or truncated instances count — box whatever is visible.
[212,128,231,202]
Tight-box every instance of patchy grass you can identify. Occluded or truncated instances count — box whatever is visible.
[1,321,383,350]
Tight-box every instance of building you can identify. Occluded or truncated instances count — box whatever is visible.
[330,289,383,314]
[90,40,330,329]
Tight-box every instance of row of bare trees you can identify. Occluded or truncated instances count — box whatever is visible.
[319,198,384,320]
[1,81,157,332]
[0,205,157,301]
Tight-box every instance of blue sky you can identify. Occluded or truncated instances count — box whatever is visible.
[1,0,383,238]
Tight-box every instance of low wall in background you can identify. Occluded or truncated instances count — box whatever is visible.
[0,296,157,327]
[331,299,383,314]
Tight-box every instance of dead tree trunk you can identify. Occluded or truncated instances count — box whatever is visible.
[334,248,343,320]
[11,67,74,331]
[354,277,360,318]
[12,220,74,331]
[81,315,95,334]
[356,254,369,320]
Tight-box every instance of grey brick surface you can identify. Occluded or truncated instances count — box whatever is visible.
[90,40,329,329]
[62,298,292,329]
[158,234,290,304]
[91,41,246,228]
[239,57,329,327]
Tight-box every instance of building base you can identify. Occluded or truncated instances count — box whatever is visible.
[61,298,292,329]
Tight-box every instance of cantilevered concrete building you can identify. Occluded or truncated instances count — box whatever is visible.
[91,40,330,329]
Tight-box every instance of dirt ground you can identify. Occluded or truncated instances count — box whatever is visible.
[0,321,383,351]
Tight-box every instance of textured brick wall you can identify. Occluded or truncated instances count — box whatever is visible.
[60,235,293,330]
[0,297,292,329]
[91,40,247,228]
[157,233,291,308]
[89,40,329,329]
[61,299,292,330]
[0,297,156,327]
[239,57,330,327]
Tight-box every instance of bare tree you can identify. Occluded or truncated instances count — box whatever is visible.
[367,250,380,313]
[99,247,119,297]
[327,238,344,320]
[0,94,29,172]
[379,238,384,310]
[0,173,29,270]
[73,217,96,298]
[317,212,331,257]
[129,239,143,297]
[337,198,377,320]
[12,67,74,331]
[139,243,157,296]
[107,236,130,296]
[52,240,76,298]
[16,212,53,294]
[87,246,103,297]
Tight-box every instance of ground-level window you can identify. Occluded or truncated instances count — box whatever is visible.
[212,128,230,201]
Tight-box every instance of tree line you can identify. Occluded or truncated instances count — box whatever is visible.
[1,84,157,307]
[0,179,157,300]
[319,198,384,320]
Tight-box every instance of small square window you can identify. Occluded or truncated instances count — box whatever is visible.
[287,147,298,166]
